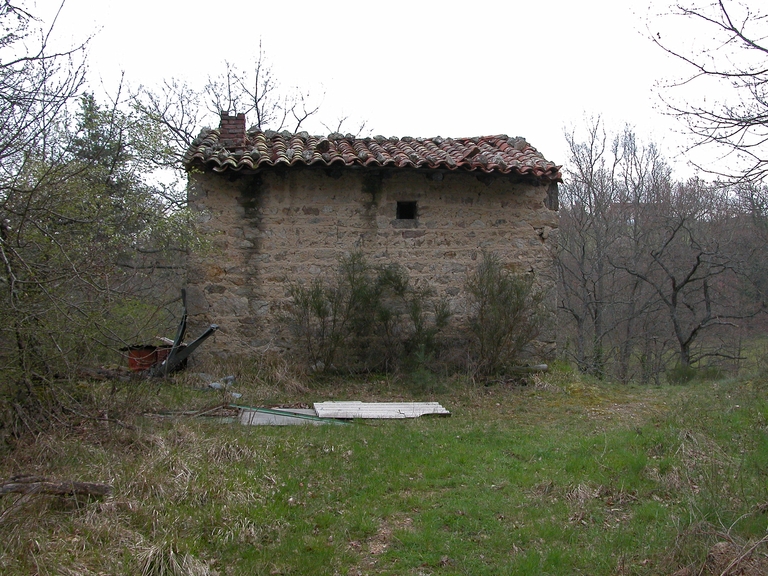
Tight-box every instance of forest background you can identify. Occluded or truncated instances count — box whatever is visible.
[2,0,768,389]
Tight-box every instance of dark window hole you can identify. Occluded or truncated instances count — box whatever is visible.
[397,201,417,220]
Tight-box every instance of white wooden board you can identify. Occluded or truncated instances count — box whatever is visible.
[313,401,450,419]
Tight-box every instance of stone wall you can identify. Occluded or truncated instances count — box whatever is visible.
[186,166,558,358]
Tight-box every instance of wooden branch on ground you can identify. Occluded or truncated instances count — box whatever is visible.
[0,475,112,497]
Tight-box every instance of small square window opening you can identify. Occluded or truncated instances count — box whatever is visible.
[397,201,417,220]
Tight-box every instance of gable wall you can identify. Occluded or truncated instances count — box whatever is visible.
[186,167,558,357]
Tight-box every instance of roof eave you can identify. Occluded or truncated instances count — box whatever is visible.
[186,158,562,185]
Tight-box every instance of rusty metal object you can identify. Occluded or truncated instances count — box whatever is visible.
[122,289,218,377]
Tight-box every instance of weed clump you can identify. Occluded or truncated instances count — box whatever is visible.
[667,364,726,384]
[138,541,212,576]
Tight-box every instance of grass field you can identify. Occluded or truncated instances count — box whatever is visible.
[1,366,767,575]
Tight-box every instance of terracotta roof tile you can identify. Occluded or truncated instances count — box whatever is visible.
[184,127,562,183]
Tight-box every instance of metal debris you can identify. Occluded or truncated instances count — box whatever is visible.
[234,406,348,426]
[122,289,218,376]
[208,375,235,390]
[150,401,450,427]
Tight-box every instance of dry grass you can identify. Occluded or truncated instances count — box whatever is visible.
[137,542,212,576]
[1,366,768,575]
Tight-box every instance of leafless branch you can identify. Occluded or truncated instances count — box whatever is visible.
[652,0,768,182]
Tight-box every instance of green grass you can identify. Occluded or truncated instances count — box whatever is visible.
[2,368,768,575]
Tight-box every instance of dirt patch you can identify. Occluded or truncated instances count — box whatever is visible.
[368,515,413,555]
[564,483,637,529]
[586,401,659,426]
[347,515,414,575]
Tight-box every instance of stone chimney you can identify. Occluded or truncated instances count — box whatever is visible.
[219,111,246,149]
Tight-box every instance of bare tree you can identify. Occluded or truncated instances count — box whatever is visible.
[557,120,766,380]
[612,178,760,369]
[321,115,369,138]
[134,42,325,174]
[206,44,323,133]
[0,1,86,180]
[133,38,376,193]
[558,121,671,379]
[653,0,768,182]
[558,121,618,376]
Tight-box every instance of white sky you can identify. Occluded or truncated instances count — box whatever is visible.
[31,0,715,176]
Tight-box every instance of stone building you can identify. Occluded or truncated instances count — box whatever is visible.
[183,112,561,359]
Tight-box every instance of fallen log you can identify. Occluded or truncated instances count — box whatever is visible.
[1,475,112,497]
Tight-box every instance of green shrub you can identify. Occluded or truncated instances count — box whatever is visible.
[667,363,701,384]
[666,363,725,384]
[465,252,547,378]
[286,253,449,373]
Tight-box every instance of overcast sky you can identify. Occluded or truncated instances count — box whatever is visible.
[32,0,712,175]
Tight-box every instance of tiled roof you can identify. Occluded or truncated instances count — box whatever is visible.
[184,128,562,183]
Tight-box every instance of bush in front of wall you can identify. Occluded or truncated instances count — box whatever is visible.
[465,252,547,378]
[285,253,449,373]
